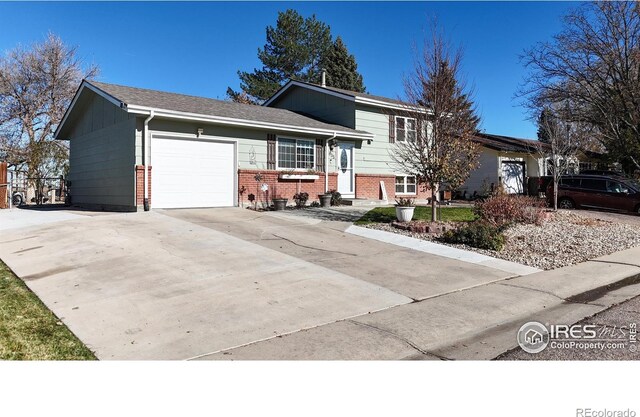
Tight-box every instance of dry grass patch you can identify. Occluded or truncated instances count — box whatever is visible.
[0,261,95,360]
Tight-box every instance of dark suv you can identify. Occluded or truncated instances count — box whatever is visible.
[547,174,640,214]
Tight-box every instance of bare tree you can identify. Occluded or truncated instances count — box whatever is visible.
[520,1,640,174]
[0,33,98,201]
[535,106,585,210]
[390,25,481,222]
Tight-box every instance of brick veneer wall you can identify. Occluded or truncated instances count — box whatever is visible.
[355,174,396,200]
[238,169,338,206]
[135,165,152,207]
[355,173,432,200]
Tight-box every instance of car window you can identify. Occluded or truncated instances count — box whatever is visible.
[580,178,606,191]
[626,179,640,191]
[560,178,580,187]
[606,181,628,193]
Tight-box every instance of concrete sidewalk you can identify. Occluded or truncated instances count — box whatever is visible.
[198,247,640,360]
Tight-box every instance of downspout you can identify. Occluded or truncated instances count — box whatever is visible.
[325,132,337,193]
[143,110,155,211]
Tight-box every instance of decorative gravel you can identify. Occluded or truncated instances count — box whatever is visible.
[362,211,640,270]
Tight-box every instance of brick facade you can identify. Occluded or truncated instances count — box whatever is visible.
[238,169,338,206]
[135,165,152,207]
[355,173,432,201]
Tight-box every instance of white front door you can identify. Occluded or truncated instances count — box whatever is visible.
[337,142,355,197]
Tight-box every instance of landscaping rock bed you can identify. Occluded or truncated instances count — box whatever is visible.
[364,211,640,270]
[391,221,457,234]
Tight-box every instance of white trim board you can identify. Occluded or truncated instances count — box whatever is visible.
[345,225,541,276]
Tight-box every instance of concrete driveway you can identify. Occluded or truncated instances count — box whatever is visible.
[0,206,519,360]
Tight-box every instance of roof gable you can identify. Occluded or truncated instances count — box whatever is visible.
[264,80,411,111]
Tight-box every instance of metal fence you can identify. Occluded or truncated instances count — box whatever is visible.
[1,165,67,208]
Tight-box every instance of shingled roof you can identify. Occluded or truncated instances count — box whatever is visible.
[55,80,374,140]
[472,132,547,153]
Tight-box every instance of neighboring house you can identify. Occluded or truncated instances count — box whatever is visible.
[462,133,545,197]
[54,80,433,211]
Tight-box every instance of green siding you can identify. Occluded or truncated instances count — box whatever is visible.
[68,90,136,210]
[270,86,356,128]
[354,105,397,174]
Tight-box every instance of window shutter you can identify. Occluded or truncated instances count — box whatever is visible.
[315,139,324,172]
[267,134,276,170]
[416,118,423,144]
[389,115,395,143]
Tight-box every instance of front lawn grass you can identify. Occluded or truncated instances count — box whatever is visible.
[0,260,95,360]
[355,206,476,225]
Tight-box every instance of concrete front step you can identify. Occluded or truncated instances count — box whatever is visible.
[341,198,389,207]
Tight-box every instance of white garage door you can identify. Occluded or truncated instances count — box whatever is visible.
[151,136,235,208]
[501,161,525,194]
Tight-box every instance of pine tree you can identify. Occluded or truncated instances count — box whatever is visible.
[227,10,366,103]
[536,108,554,144]
[227,9,331,103]
[320,36,366,92]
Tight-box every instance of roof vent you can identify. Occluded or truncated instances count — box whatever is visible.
[321,69,327,87]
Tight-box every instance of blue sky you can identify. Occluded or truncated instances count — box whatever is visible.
[0,1,577,139]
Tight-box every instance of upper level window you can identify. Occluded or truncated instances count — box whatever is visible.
[277,138,315,170]
[395,116,417,142]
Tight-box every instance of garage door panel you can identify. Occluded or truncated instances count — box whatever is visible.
[151,137,235,209]
[501,161,525,194]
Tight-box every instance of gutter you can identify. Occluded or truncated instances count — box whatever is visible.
[325,132,337,193]
[125,105,374,141]
[143,110,155,211]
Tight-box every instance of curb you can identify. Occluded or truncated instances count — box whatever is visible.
[345,225,541,276]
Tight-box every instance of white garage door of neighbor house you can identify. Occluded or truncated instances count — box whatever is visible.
[151,137,235,209]
[501,161,525,194]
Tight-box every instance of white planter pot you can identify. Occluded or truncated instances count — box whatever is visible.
[395,206,415,222]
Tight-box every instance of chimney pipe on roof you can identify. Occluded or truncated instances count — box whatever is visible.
[321,69,326,87]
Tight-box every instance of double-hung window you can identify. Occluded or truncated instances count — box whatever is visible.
[395,176,417,194]
[395,116,417,142]
[277,138,315,170]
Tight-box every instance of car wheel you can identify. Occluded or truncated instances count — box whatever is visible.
[12,193,23,206]
[558,197,575,209]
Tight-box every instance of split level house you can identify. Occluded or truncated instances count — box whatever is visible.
[54,79,545,211]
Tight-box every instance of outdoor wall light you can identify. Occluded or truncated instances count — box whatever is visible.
[197,128,204,137]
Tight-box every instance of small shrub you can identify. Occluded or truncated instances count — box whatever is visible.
[293,192,309,208]
[441,222,505,251]
[395,197,415,207]
[310,201,320,208]
[328,190,342,206]
[474,194,546,229]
